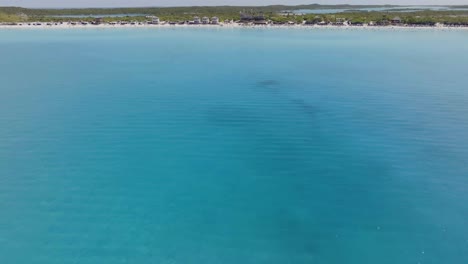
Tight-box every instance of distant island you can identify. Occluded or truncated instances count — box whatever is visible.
[1,5,468,27]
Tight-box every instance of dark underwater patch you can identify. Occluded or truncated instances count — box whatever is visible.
[257,80,280,87]
[255,79,281,93]
[290,98,319,117]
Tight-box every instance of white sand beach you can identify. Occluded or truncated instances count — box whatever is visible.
[1,22,468,31]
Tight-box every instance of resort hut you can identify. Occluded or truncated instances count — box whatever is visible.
[152,16,160,24]
[202,16,210,24]
[240,11,254,22]
[333,18,346,26]
[377,19,390,26]
[93,17,103,25]
[240,10,267,24]
[391,16,402,25]
[254,12,266,21]
[252,12,268,25]
[305,16,321,25]
[211,17,220,24]
[193,16,201,24]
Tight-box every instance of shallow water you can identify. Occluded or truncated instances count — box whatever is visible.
[1,28,468,263]
[291,6,468,14]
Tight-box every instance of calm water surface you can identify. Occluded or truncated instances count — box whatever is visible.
[291,6,468,14]
[1,28,468,263]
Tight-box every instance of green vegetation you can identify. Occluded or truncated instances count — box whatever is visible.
[0,12,24,23]
[1,5,468,25]
[0,5,393,17]
[313,10,468,25]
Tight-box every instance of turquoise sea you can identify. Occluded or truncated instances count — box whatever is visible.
[1,28,468,263]
[291,6,468,14]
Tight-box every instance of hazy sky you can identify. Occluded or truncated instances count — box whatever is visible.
[1,1,467,8]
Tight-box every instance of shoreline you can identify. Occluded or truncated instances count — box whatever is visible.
[1,23,468,31]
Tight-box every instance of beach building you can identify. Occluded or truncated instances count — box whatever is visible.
[193,16,201,24]
[92,17,103,25]
[391,17,402,25]
[255,13,266,20]
[240,11,254,21]
[332,18,347,26]
[211,17,219,24]
[145,16,159,24]
[254,13,268,25]
[151,16,160,24]
[202,17,210,24]
[305,16,322,25]
[376,19,390,26]
[240,10,267,24]
[254,19,269,25]
[349,20,364,26]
